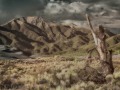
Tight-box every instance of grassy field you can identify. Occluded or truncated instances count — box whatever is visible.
[0,55,120,90]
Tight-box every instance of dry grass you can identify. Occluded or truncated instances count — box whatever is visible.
[0,55,120,90]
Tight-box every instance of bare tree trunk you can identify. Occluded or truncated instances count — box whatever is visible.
[86,14,114,76]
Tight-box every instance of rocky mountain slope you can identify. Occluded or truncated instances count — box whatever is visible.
[0,16,119,56]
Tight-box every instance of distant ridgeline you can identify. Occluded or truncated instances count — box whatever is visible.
[0,16,119,56]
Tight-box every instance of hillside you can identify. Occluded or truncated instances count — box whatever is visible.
[0,16,119,57]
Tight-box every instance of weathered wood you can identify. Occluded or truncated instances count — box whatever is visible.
[86,14,114,76]
[86,47,100,65]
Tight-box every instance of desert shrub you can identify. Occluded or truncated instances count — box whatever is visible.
[0,78,24,89]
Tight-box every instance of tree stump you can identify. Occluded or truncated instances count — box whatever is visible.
[86,14,114,76]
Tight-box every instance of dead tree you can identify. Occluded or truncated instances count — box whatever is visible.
[86,14,114,76]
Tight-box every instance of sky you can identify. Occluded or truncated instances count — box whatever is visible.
[0,0,50,24]
[0,0,120,24]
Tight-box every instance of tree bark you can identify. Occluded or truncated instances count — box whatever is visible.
[86,14,114,76]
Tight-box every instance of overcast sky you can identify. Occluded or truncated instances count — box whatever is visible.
[0,0,120,24]
[0,0,50,24]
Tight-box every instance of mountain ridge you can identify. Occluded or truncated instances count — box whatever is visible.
[0,16,119,56]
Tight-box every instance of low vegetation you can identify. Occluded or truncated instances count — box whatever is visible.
[0,16,120,90]
[0,56,120,90]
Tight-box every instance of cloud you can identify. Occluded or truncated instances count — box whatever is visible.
[44,2,89,14]
[0,0,120,24]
